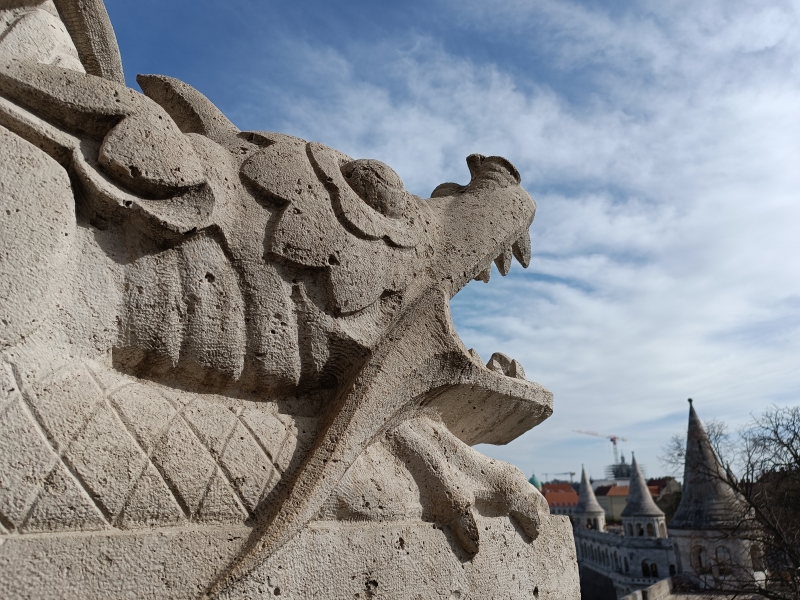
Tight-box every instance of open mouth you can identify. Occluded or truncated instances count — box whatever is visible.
[421,222,552,448]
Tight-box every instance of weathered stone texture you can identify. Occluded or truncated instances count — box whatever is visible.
[0,1,580,597]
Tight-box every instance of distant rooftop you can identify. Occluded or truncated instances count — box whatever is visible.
[543,488,579,508]
[594,484,659,497]
[542,482,574,494]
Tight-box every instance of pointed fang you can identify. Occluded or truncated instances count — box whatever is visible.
[494,247,512,276]
[508,359,526,380]
[474,267,491,283]
[512,230,531,268]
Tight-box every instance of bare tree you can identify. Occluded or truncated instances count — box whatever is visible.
[729,407,800,600]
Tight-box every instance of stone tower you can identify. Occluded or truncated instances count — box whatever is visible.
[621,453,667,539]
[668,399,760,588]
[574,466,606,531]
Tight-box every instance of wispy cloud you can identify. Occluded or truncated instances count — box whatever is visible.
[128,0,800,480]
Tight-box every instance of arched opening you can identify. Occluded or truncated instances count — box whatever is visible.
[637,523,644,536]
[646,523,654,537]
[642,560,651,578]
[750,544,765,571]
[626,523,633,536]
[586,518,592,529]
[659,522,667,538]
[650,563,658,578]
[692,545,703,570]
[669,564,676,576]
[716,546,732,575]
[593,518,599,530]
[692,545,710,574]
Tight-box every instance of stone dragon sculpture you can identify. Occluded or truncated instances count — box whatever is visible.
[0,1,577,597]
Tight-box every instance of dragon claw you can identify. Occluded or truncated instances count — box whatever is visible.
[450,509,481,554]
[388,416,546,554]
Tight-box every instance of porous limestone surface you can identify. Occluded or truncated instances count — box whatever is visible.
[0,514,576,599]
[0,1,580,597]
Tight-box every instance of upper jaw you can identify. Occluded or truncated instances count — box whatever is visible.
[424,154,535,296]
[406,154,543,443]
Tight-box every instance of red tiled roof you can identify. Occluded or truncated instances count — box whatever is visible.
[595,485,659,497]
[544,489,579,507]
[647,477,675,493]
[542,483,574,494]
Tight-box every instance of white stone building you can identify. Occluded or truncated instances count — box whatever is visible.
[573,457,678,599]
[621,400,765,600]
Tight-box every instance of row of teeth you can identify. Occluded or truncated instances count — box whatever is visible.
[474,230,531,283]
[468,349,526,381]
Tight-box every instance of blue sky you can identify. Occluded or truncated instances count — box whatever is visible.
[105,0,800,482]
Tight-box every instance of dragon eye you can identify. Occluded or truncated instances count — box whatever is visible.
[341,159,409,219]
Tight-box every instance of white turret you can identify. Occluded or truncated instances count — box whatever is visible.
[669,399,761,587]
[621,453,667,539]
[573,466,605,531]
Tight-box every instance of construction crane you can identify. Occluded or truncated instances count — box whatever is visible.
[541,471,576,483]
[573,430,627,464]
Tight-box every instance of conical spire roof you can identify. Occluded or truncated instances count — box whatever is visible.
[670,399,739,530]
[621,453,664,517]
[574,466,604,516]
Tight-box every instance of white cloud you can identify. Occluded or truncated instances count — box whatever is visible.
[234,0,800,480]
